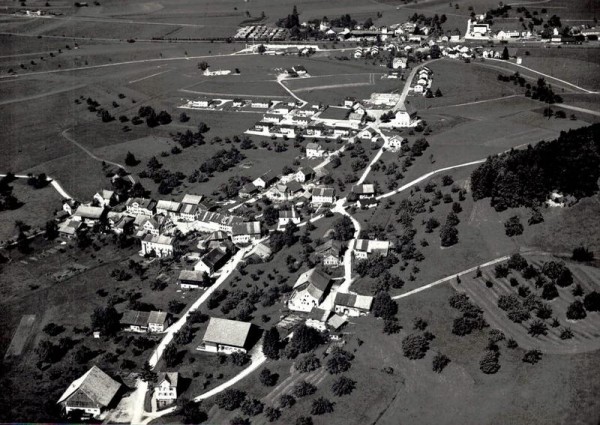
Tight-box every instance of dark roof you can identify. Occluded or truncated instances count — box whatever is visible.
[201,248,228,269]
[307,269,332,299]
[287,181,303,193]
[318,106,351,121]
[121,310,150,327]
[315,239,343,254]
[157,372,178,389]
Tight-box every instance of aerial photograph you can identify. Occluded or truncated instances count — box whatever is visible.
[0,0,599,423]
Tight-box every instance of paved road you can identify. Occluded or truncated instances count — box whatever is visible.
[0,173,73,199]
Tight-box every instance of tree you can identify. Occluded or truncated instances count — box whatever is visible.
[331,376,356,396]
[440,223,458,247]
[432,353,450,373]
[522,349,542,364]
[326,348,354,374]
[293,380,317,398]
[140,361,158,384]
[163,342,178,367]
[198,61,209,71]
[401,333,430,360]
[287,324,323,357]
[502,46,509,60]
[174,323,194,345]
[265,406,281,422]
[177,398,207,424]
[179,112,190,122]
[294,353,321,372]
[262,327,280,359]
[296,416,313,425]
[215,389,246,410]
[125,151,139,166]
[566,300,587,320]
[157,111,172,125]
[479,350,500,374]
[541,283,559,300]
[435,88,443,97]
[332,216,355,241]
[583,291,600,312]
[572,246,594,262]
[279,394,296,409]
[372,292,398,319]
[507,253,528,271]
[528,320,548,337]
[259,368,278,386]
[90,305,120,336]
[45,220,59,240]
[504,216,524,237]
[241,398,264,416]
[311,397,334,415]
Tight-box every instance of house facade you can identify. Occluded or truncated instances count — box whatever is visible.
[140,234,175,258]
[155,372,178,408]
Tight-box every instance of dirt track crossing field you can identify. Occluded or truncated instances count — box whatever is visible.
[451,254,600,354]
[4,314,36,358]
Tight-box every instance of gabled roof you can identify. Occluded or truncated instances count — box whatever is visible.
[142,234,174,245]
[156,200,181,212]
[327,314,347,330]
[287,181,303,193]
[157,372,178,389]
[231,221,261,236]
[312,187,335,198]
[306,142,323,151]
[178,269,204,282]
[279,209,298,219]
[334,292,373,311]
[148,311,168,326]
[240,182,258,194]
[202,317,253,348]
[298,167,315,176]
[181,194,203,205]
[306,269,332,299]
[126,197,155,209]
[200,247,228,269]
[258,170,278,183]
[74,205,104,219]
[57,366,120,407]
[352,184,375,195]
[121,310,150,327]
[315,239,343,255]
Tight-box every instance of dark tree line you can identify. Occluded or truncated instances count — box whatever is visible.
[471,124,600,211]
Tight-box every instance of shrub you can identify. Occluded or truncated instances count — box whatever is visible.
[566,300,587,320]
[383,318,401,334]
[560,327,574,340]
[259,368,278,386]
[494,264,510,278]
[401,334,430,359]
[264,406,281,422]
[479,350,500,374]
[583,291,600,312]
[279,394,295,409]
[541,283,559,300]
[507,308,531,323]
[215,389,246,410]
[311,397,335,415]
[432,353,450,373]
[372,292,398,319]
[241,398,264,416]
[528,320,548,337]
[296,416,313,425]
[504,216,524,237]
[331,376,356,396]
[507,253,528,271]
[293,380,317,398]
[413,317,428,331]
[522,349,542,364]
[572,246,594,262]
[326,348,354,374]
[498,294,521,311]
[295,353,321,373]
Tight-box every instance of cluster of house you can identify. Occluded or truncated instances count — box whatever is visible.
[246,92,418,141]
[58,365,180,419]
[354,45,379,58]
[412,67,433,94]
[234,25,287,41]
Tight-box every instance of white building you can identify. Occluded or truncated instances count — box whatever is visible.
[198,317,254,354]
[306,142,325,158]
[353,239,391,259]
[231,221,261,244]
[140,234,175,258]
[155,372,178,408]
[311,187,335,205]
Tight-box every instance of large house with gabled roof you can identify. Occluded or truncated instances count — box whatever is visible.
[198,317,255,354]
[57,366,121,418]
[288,268,333,312]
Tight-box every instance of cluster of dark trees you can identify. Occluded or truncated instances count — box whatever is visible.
[138,106,172,128]
[449,293,488,336]
[276,5,301,29]
[0,174,22,211]
[198,148,245,176]
[139,156,185,195]
[173,123,210,148]
[471,124,600,211]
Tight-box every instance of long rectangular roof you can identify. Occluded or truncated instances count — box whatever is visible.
[203,317,252,348]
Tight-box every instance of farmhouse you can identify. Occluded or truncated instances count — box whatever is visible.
[73,205,106,226]
[279,208,301,227]
[389,102,418,127]
[253,242,273,261]
[387,135,404,151]
[306,308,332,332]
[352,183,376,199]
[231,221,261,244]
[57,366,121,418]
[334,293,373,317]
[315,106,352,127]
[288,269,333,312]
[354,239,391,259]
[358,127,378,141]
[253,121,274,133]
[194,247,230,275]
[196,210,244,233]
[58,219,82,239]
[306,142,325,158]
[125,198,156,217]
[356,198,379,209]
[314,239,343,267]
[311,187,336,205]
[155,372,178,408]
[177,269,209,289]
[344,97,357,107]
[253,170,278,189]
[306,124,325,137]
[140,234,175,258]
[120,310,169,333]
[93,190,117,207]
[263,113,283,123]
[199,317,255,354]
[239,182,259,199]
[292,65,308,75]
[156,200,181,217]
[62,199,80,215]
[295,167,315,183]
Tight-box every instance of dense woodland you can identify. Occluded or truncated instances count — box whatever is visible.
[471,124,600,211]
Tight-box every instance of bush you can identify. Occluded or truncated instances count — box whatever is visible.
[241,398,264,416]
[331,376,356,396]
[296,416,313,425]
[311,397,334,415]
[401,333,430,360]
[560,327,574,340]
[504,216,524,237]
[230,351,251,366]
[566,300,587,320]
[292,381,316,398]
[522,349,542,364]
[372,292,398,319]
[259,368,278,386]
[326,348,354,374]
[440,223,458,247]
[572,246,594,262]
[215,389,246,410]
[494,264,510,278]
[432,353,450,373]
[528,320,548,337]
[541,283,559,300]
[264,406,281,422]
[279,394,296,409]
[583,291,600,312]
[294,353,321,373]
[507,253,528,271]
[479,350,500,374]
